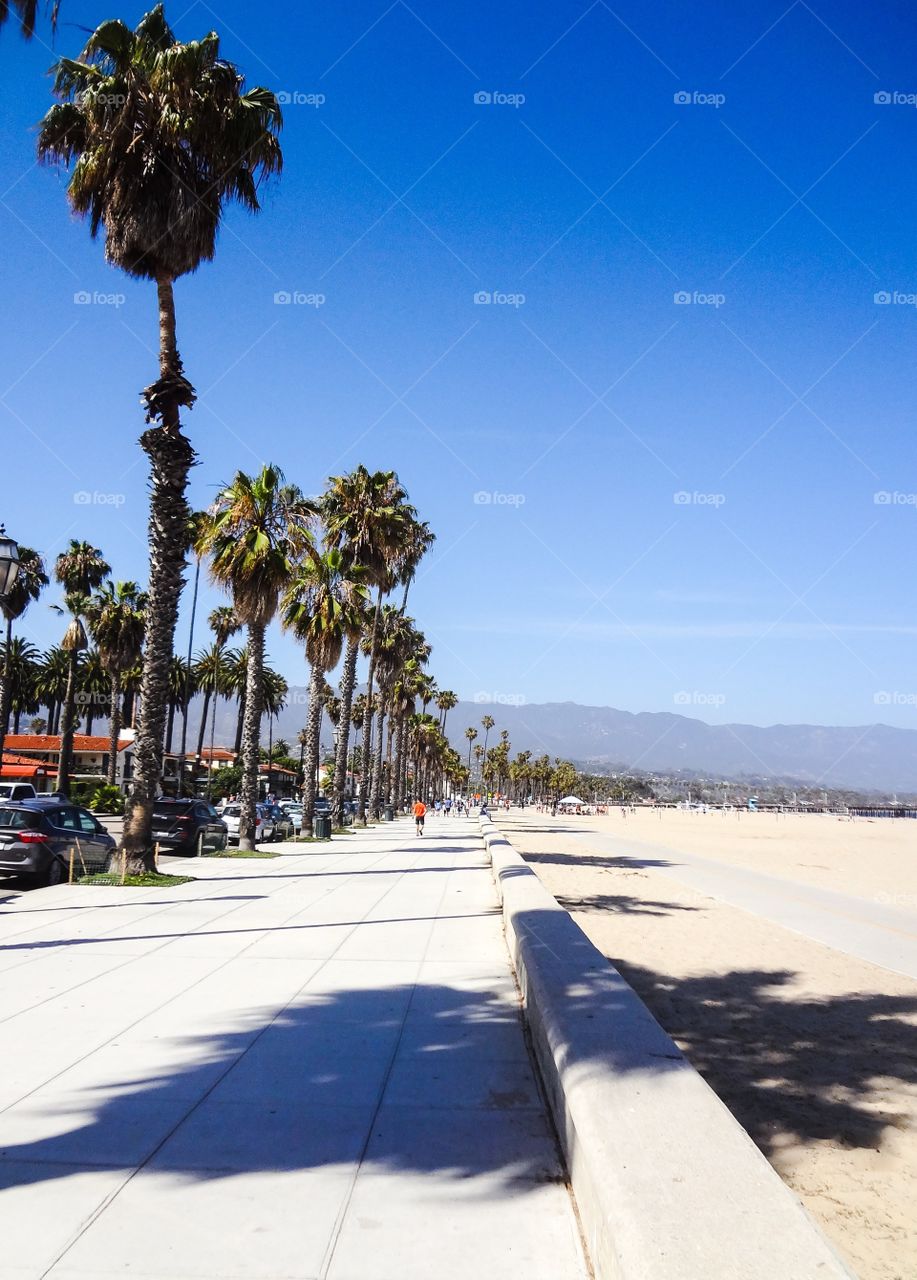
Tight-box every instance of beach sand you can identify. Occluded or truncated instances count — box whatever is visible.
[495,808,917,1280]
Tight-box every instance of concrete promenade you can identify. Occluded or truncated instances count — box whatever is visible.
[0,817,588,1280]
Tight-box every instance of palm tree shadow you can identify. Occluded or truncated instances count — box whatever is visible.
[609,961,917,1155]
[556,892,701,916]
[0,982,566,1191]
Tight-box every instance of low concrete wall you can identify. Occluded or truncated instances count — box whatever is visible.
[481,818,856,1280]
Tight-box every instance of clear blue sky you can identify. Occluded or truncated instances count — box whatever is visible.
[2,0,916,730]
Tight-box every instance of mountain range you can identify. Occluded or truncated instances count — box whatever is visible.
[190,694,917,792]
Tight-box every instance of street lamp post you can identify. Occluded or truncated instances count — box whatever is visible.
[0,525,22,770]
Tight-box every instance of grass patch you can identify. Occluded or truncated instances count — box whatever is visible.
[204,848,279,859]
[331,827,354,835]
[294,835,332,843]
[77,872,194,887]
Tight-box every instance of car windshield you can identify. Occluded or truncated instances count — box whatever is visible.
[222,806,241,817]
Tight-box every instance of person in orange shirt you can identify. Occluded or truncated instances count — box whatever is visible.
[412,799,426,836]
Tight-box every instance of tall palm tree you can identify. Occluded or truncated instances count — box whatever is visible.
[322,466,413,825]
[164,655,194,755]
[196,605,239,778]
[369,605,416,817]
[77,647,108,734]
[34,646,69,734]
[480,713,495,758]
[38,7,283,868]
[464,726,478,773]
[398,519,435,613]
[0,545,47,763]
[52,541,110,792]
[0,0,58,38]
[1,637,41,737]
[86,581,147,786]
[191,644,227,774]
[196,465,314,849]
[283,547,366,831]
[436,689,457,735]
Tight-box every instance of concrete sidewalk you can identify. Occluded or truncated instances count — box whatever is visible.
[0,817,588,1280]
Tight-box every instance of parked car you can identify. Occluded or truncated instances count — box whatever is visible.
[0,782,38,802]
[221,803,275,846]
[314,795,331,815]
[281,802,304,835]
[150,799,227,856]
[267,804,293,840]
[0,797,116,886]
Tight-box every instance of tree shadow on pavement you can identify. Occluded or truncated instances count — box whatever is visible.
[555,891,700,916]
[521,850,678,871]
[0,981,564,1192]
[608,960,917,1155]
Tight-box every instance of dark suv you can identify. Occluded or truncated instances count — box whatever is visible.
[151,799,228,856]
[0,798,116,886]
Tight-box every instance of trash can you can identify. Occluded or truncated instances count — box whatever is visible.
[384,804,395,821]
[313,814,332,840]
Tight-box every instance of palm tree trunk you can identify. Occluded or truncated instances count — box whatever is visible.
[0,615,12,767]
[121,277,196,872]
[302,663,324,833]
[370,705,386,817]
[55,649,80,793]
[165,700,175,754]
[384,714,395,805]
[238,622,265,852]
[195,688,212,771]
[234,692,245,756]
[332,632,358,827]
[357,588,383,825]
[107,672,122,788]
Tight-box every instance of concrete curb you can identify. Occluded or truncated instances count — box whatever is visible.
[481,817,857,1280]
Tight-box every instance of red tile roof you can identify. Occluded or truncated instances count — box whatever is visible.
[1,751,53,779]
[4,734,132,754]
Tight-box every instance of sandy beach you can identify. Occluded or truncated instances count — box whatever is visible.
[495,808,917,1280]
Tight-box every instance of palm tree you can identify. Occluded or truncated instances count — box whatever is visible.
[1,638,41,737]
[34,647,69,734]
[436,689,458,735]
[52,541,110,792]
[164,655,194,755]
[86,581,147,787]
[283,547,366,831]
[77,647,108,735]
[197,605,240,786]
[0,544,47,763]
[38,7,283,867]
[196,465,314,849]
[398,519,435,612]
[464,726,478,772]
[322,466,413,825]
[0,0,59,38]
[480,714,495,758]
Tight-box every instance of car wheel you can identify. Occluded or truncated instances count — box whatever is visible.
[46,857,66,887]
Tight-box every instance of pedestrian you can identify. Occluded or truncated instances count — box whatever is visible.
[412,798,426,836]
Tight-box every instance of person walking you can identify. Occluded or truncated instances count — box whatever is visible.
[412,798,426,836]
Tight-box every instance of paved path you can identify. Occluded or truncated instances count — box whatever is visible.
[548,821,917,981]
[0,818,587,1280]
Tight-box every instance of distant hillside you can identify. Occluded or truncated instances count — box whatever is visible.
[187,693,917,792]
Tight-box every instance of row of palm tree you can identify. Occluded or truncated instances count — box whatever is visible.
[4,8,461,868]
